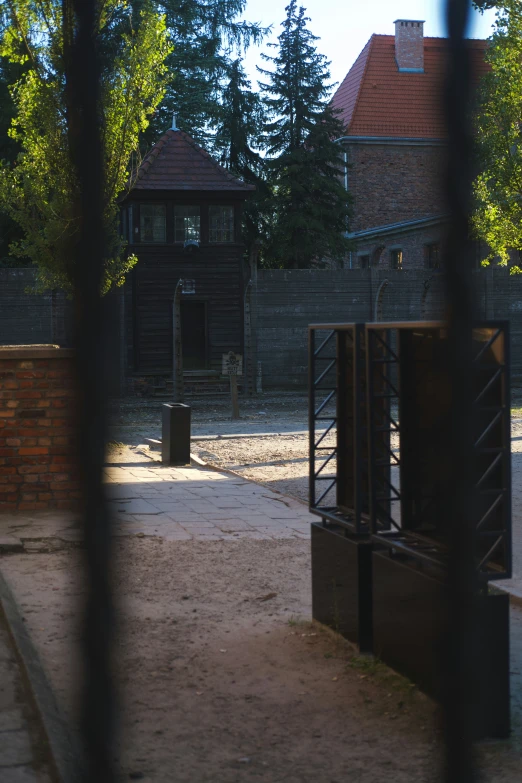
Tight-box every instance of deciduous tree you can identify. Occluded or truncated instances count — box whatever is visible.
[473,0,522,268]
[0,0,171,292]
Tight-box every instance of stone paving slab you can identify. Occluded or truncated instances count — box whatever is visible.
[103,463,313,542]
[0,463,314,544]
[0,616,52,780]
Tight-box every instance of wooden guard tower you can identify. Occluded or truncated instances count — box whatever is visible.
[120,123,254,393]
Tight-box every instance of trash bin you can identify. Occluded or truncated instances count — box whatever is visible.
[162,403,191,465]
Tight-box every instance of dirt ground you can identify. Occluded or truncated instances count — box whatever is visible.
[1,393,522,781]
[2,533,522,783]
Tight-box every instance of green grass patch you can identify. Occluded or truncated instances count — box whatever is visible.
[106,440,125,452]
[347,654,416,695]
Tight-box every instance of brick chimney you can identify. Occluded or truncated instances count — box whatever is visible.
[394,19,425,73]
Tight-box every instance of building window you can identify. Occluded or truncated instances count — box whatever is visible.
[390,249,403,270]
[127,205,133,243]
[359,255,370,269]
[426,242,440,269]
[209,205,234,243]
[140,204,166,243]
[174,206,200,243]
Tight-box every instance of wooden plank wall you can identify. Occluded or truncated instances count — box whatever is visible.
[129,245,243,373]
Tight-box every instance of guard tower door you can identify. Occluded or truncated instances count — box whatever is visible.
[180,300,208,370]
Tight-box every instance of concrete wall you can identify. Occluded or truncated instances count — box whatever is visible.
[3,266,522,393]
[0,268,123,395]
[252,268,520,388]
[0,269,72,346]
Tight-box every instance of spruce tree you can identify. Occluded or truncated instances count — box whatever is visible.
[144,0,269,148]
[258,0,352,268]
[214,59,271,258]
[215,59,265,180]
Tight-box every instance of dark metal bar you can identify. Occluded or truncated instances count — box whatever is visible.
[472,328,501,365]
[313,329,335,357]
[314,449,337,477]
[371,329,400,363]
[373,535,447,571]
[67,0,116,780]
[314,360,337,387]
[314,420,336,448]
[477,536,504,573]
[473,410,503,448]
[314,390,336,417]
[473,367,503,405]
[353,325,363,532]
[502,322,512,578]
[309,506,370,534]
[309,329,316,508]
[475,452,503,489]
[374,365,400,399]
[316,478,337,506]
[443,0,477,777]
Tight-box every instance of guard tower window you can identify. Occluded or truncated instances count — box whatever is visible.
[391,249,403,270]
[209,205,234,243]
[174,206,200,243]
[140,204,166,243]
[359,254,370,269]
[425,242,440,269]
[127,205,133,243]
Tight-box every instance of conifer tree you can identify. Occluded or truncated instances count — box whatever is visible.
[144,0,269,148]
[258,0,351,268]
[214,59,271,257]
[215,59,265,180]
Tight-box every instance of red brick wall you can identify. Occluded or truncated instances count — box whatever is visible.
[395,20,424,72]
[354,224,447,270]
[348,143,447,233]
[0,346,79,511]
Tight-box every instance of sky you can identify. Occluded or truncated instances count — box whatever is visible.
[241,0,497,89]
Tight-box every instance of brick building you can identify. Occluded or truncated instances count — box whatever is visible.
[332,20,488,270]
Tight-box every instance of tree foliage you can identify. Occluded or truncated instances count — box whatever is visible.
[257,0,352,268]
[473,0,522,268]
[0,53,25,265]
[0,1,172,292]
[214,58,271,258]
[144,0,268,148]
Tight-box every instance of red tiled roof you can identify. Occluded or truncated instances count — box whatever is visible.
[133,129,255,192]
[332,35,489,139]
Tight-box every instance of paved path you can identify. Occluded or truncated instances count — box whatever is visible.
[0,612,52,782]
[0,462,314,545]
[104,463,312,541]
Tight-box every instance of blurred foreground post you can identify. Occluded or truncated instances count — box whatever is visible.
[444,0,478,780]
[64,0,115,780]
